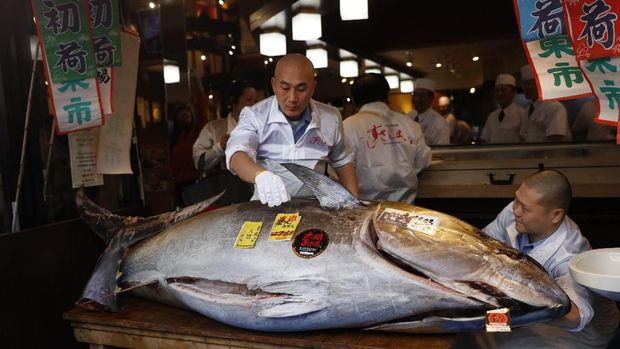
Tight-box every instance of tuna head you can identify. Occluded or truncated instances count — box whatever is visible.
[367,201,570,331]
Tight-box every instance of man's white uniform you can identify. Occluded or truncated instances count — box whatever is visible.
[478,202,619,349]
[225,96,353,200]
[192,115,237,170]
[480,102,527,144]
[344,102,431,203]
[520,100,572,142]
[408,108,450,145]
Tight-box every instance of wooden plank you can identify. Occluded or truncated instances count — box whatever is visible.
[64,297,455,349]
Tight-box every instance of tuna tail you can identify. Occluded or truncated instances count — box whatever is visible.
[75,190,224,311]
[281,162,359,210]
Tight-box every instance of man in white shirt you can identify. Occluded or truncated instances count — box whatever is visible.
[437,95,457,143]
[226,54,359,207]
[519,65,572,143]
[192,81,257,171]
[571,100,616,142]
[480,74,527,144]
[344,73,431,203]
[458,170,619,348]
[407,78,450,145]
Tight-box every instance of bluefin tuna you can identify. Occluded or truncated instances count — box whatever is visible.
[76,163,570,333]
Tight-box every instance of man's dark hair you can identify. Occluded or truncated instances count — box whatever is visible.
[522,169,572,212]
[351,73,390,106]
[229,80,254,104]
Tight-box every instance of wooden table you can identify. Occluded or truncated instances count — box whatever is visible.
[64,297,456,349]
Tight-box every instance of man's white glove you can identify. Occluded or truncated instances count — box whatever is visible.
[254,171,290,207]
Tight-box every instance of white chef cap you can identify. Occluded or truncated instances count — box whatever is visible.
[414,78,435,92]
[438,96,450,107]
[520,64,534,81]
[495,74,516,87]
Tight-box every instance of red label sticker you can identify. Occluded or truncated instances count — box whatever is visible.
[292,229,329,258]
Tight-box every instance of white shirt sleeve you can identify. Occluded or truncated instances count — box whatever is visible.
[545,102,570,138]
[328,114,354,169]
[480,112,494,143]
[225,108,260,172]
[192,122,224,171]
[413,122,431,174]
[342,118,359,162]
[436,118,451,145]
[553,266,594,332]
[482,202,514,245]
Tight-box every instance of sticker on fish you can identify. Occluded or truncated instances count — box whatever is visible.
[268,213,301,241]
[292,229,329,258]
[378,208,440,235]
[234,221,263,249]
[486,308,511,332]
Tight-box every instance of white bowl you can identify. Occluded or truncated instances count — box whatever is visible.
[569,248,620,301]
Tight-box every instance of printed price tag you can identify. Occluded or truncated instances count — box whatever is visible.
[378,208,440,235]
[234,221,263,249]
[485,308,511,332]
[268,213,301,241]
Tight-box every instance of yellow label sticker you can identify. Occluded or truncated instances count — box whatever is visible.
[268,213,301,241]
[234,221,263,249]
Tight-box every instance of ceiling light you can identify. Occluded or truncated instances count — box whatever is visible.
[400,80,414,93]
[385,74,399,89]
[148,2,156,9]
[163,64,180,84]
[435,63,442,68]
[472,56,479,62]
[406,61,413,67]
[470,87,476,94]
[365,67,382,74]
[259,31,286,57]
[340,0,368,20]
[306,47,328,69]
[340,59,359,78]
[228,50,233,55]
[346,97,351,102]
[231,45,236,50]
[208,94,214,100]
[292,12,322,40]
[200,54,206,61]
[341,78,347,83]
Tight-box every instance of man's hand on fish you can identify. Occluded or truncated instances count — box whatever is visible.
[255,170,290,207]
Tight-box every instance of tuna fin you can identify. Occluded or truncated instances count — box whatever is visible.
[366,316,486,333]
[76,191,224,311]
[76,188,141,244]
[165,277,329,319]
[281,162,359,210]
[366,303,569,333]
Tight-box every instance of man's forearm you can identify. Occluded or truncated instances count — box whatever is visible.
[335,163,359,198]
[230,152,265,183]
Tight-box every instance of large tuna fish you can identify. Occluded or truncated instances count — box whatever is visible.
[76,163,570,333]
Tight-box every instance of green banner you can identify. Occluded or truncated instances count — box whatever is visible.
[33,0,98,83]
[89,0,122,67]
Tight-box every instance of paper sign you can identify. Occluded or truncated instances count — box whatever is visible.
[525,35,593,99]
[97,67,114,114]
[97,30,140,174]
[68,128,104,188]
[88,0,123,67]
[32,0,98,83]
[269,213,301,241]
[234,221,263,249]
[580,55,620,124]
[515,0,567,42]
[564,0,620,60]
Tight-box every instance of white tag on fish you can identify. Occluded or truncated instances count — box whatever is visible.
[485,308,511,332]
[378,208,440,235]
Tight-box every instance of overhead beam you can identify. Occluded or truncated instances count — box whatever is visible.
[248,0,296,31]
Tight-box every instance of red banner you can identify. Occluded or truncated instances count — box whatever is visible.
[564,0,620,60]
